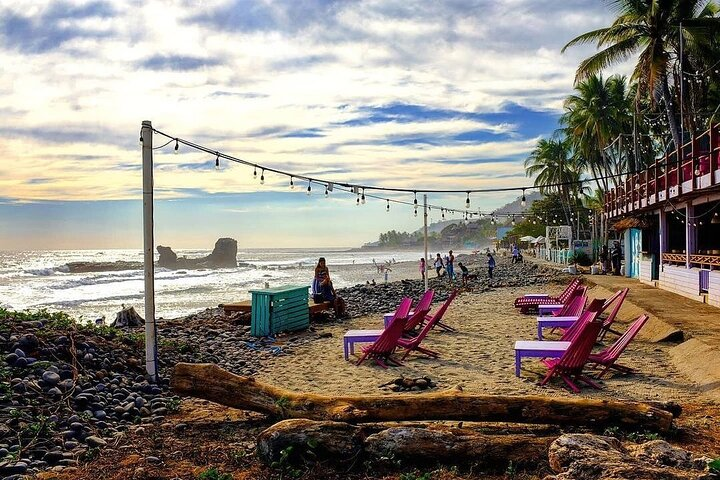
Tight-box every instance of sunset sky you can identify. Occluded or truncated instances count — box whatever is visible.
[0,0,619,250]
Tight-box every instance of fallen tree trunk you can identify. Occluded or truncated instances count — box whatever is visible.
[256,419,554,467]
[171,363,675,431]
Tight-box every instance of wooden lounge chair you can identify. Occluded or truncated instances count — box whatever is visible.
[539,310,605,393]
[514,278,581,313]
[397,290,458,360]
[403,290,435,333]
[588,314,649,378]
[343,298,412,361]
[356,314,408,368]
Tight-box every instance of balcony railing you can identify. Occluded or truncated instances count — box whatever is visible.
[604,124,720,219]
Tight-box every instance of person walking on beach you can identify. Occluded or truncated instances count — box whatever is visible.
[487,252,496,279]
[458,261,470,286]
[512,244,520,264]
[446,250,455,281]
[434,253,444,277]
[419,257,426,281]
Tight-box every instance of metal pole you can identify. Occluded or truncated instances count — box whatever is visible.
[423,194,429,292]
[679,22,684,145]
[141,120,158,382]
[633,112,638,172]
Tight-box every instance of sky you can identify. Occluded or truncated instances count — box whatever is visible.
[0,0,620,250]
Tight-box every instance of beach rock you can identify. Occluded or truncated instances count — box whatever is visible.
[157,246,178,268]
[157,238,237,269]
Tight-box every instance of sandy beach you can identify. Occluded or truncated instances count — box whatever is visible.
[256,285,699,402]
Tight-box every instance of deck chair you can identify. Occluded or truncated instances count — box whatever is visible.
[514,278,581,313]
[597,288,629,340]
[403,290,435,333]
[384,297,413,327]
[539,309,604,393]
[427,290,459,332]
[552,288,587,317]
[397,290,458,360]
[588,314,649,378]
[356,314,408,368]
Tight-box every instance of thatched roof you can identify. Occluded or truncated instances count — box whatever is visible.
[612,216,652,232]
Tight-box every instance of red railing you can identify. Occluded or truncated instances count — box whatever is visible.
[605,123,720,218]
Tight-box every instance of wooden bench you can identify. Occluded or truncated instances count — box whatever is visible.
[223,300,333,316]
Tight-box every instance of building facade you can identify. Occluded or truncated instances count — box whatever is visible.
[604,123,720,307]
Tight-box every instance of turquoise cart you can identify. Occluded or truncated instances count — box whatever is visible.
[249,285,310,337]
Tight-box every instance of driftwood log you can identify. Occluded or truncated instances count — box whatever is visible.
[256,418,554,467]
[110,306,143,328]
[171,363,675,431]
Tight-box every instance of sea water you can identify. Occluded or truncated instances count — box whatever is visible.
[0,248,432,322]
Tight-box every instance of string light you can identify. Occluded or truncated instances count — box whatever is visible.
[361,189,366,205]
[290,177,294,189]
[511,215,516,226]
[521,189,526,207]
[413,192,418,206]
[356,193,360,206]
[306,179,312,195]
[414,206,418,217]
[465,191,470,209]
[174,139,179,154]
[325,185,329,197]
[260,169,265,185]
[441,209,445,220]
[253,166,257,179]
[386,199,390,212]
[215,153,220,170]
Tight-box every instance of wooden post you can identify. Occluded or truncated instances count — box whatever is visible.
[423,194,428,292]
[686,204,694,269]
[141,120,158,382]
[659,209,667,268]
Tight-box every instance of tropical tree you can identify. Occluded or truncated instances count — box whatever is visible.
[562,0,720,149]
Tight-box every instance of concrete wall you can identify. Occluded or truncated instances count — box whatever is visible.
[709,270,720,308]
[639,259,653,284]
[659,264,704,301]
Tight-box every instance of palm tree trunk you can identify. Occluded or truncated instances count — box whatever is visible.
[660,75,682,150]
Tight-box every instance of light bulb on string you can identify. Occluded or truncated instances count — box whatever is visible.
[361,189,366,205]
[253,166,257,179]
[465,191,470,209]
[441,209,445,220]
[521,189,526,207]
[386,200,390,212]
[260,169,265,184]
[306,180,312,196]
[290,177,295,189]
[414,206,418,217]
[174,139,179,154]
[215,153,220,170]
[356,194,360,206]
[324,185,329,197]
[413,192,418,207]
[511,215,516,226]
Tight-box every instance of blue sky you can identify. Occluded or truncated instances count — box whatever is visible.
[0,0,619,250]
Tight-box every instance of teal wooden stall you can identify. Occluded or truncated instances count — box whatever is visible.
[249,285,310,337]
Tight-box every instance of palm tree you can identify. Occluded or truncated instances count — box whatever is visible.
[563,0,720,149]
[524,138,582,227]
[562,74,635,192]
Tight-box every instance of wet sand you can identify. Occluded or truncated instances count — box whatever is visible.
[257,286,700,402]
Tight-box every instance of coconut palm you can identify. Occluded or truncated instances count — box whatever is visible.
[562,0,720,149]
[562,74,635,192]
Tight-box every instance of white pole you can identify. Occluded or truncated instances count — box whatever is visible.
[423,194,429,292]
[141,120,158,382]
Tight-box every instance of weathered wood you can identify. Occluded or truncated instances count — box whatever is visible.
[256,419,553,467]
[171,363,675,431]
[110,306,143,328]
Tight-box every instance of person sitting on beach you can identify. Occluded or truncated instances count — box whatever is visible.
[312,257,335,304]
[434,253,444,277]
[419,258,426,281]
[487,252,496,279]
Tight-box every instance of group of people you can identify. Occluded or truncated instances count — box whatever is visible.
[420,250,497,284]
[599,241,623,275]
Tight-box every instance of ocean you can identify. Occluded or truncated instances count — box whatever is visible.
[0,248,442,322]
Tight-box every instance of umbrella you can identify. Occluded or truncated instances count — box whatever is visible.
[532,236,545,244]
[519,235,536,242]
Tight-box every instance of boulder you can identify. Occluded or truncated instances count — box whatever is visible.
[157,246,178,268]
[207,238,237,268]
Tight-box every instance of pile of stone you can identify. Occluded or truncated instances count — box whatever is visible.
[380,376,437,392]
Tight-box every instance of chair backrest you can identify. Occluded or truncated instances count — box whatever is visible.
[390,297,413,324]
[370,315,407,354]
[601,288,629,328]
[415,289,435,312]
[603,314,649,360]
[556,310,604,371]
[559,293,587,317]
[404,306,432,332]
[557,278,582,303]
[410,290,458,344]
[560,298,605,341]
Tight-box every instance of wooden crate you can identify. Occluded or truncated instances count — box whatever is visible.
[249,285,310,337]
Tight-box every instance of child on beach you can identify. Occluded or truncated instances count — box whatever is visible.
[487,252,496,279]
[458,261,470,285]
[434,253,444,277]
[419,258,426,281]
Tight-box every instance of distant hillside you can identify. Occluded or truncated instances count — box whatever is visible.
[412,219,463,235]
[492,191,542,215]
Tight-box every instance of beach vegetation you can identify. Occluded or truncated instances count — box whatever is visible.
[196,467,233,480]
[399,471,433,480]
[709,458,720,473]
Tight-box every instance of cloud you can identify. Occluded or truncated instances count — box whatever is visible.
[138,54,222,71]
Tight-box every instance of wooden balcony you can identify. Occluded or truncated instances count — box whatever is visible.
[604,124,720,219]
[662,252,720,269]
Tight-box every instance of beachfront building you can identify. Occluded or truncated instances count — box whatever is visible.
[603,123,720,307]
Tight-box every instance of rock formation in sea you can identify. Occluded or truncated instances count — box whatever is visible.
[157,237,238,269]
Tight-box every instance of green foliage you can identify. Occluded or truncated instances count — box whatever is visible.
[569,250,593,266]
[196,467,232,480]
[709,458,720,473]
[166,397,182,413]
[603,427,663,443]
[270,446,304,478]
[400,471,433,480]
[505,460,518,477]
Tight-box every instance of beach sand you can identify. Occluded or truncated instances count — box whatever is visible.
[256,285,699,402]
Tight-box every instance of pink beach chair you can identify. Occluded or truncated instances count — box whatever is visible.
[589,314,649,378]
[344,298,412,361]
[514,278,581,313]
[539,309,604,393]
[597,288,629,340]
[397,290,458,360]
[403,290,435,333]
[355,315,408,368]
